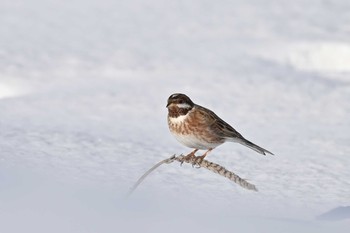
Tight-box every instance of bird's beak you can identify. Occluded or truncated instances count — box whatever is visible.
[166,102,170,108]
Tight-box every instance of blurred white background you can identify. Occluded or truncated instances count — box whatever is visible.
[0,0,349,232]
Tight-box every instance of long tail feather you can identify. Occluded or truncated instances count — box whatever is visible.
[232,138,274,155]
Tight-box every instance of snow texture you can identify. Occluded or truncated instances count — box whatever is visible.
[0,0,349,232]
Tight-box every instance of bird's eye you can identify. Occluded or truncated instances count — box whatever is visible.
[179,100,184,104]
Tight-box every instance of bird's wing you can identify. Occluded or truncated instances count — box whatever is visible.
[196,105,274,155]
[196,105,243,139]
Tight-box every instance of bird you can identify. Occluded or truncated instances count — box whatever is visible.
[166,93,273,162]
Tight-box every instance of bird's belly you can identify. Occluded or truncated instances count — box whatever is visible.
[171,132,221,150]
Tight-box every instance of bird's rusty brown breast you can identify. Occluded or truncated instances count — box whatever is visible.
[168,106,223,144]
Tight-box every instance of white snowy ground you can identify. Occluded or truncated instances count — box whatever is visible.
[0,0,350,232]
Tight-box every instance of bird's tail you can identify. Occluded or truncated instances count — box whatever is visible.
[231,137,274,155]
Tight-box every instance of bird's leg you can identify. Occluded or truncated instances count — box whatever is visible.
[195,148,213,164]
[182,149,198,164]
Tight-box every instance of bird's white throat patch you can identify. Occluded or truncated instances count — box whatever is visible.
[169,113,188,124]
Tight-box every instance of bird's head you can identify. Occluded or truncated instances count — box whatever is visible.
[166,93,194,112]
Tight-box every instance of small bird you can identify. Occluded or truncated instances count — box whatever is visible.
[166,93,273,162]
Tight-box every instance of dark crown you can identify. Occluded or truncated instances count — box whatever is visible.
[167,93,194,108]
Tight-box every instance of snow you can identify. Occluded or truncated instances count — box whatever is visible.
[255,41,350,73]
[0,0,350,232]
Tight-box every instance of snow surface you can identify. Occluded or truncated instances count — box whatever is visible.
[0,0,350,232]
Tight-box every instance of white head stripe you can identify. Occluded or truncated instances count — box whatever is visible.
[177,103,191,109]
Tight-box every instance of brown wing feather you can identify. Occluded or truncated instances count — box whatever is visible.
[195,104,274,155]
[195,105,243,139]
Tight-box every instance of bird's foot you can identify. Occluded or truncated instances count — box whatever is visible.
[181,152,196,166]
[193,149,211,166]
[194,155,206,166]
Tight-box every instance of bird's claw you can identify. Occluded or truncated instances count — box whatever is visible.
[194,155,205,164]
